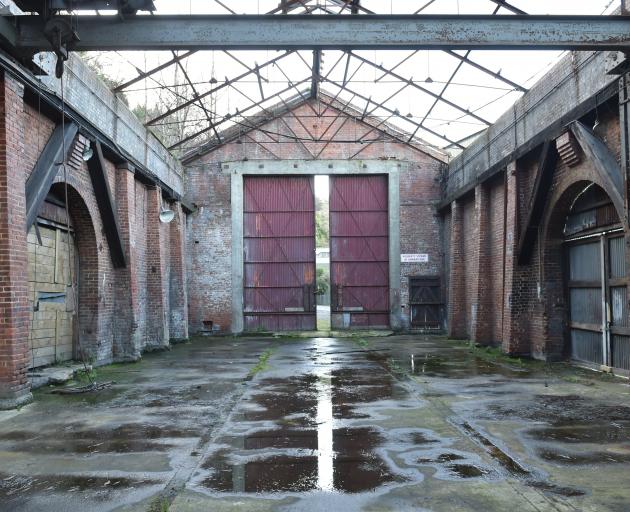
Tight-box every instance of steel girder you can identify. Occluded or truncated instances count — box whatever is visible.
[3,14,630,53]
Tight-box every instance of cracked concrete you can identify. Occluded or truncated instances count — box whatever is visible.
[1,335,629,511]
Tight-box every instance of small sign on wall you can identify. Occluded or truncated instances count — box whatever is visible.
[401,253,429,263]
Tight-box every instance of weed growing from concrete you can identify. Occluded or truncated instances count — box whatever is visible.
[75,368,97,384]
[352,336,370,349]
[148,496,170,512]
[248,346,275,377]
[387,357,408,377]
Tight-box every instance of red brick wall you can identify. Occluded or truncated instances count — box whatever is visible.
[488,178,506,342]
[461,196,476,337]
[0,70,188,407]
[134,180,149,346]
[446,106,624,360]
[0,72,30,408]
[185,99,445,333]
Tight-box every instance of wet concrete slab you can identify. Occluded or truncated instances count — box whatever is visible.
[2,335,630,511]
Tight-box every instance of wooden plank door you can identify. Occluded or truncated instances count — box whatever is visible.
[243,176,316,331]
[329,175,389,328]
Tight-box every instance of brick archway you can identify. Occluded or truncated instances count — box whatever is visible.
[48,182,99,362]
[539,174,624,360]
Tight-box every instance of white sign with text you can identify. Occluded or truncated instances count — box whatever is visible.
[401,253,429,263]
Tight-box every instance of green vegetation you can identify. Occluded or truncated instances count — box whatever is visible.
[248,347,275,376]
[352,336,370,349]
[75,367,98,384]
[316,267,329,296]
[465,343,529,368]
[148,496,170,512]
[387,357,407,377]
[315,197,329,247]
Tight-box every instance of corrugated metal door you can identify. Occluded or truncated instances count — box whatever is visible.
[243,176,316,331]
[608,236,630,372]
[568,240,604,365]
[329,175,389,328]
[567,234,630,372]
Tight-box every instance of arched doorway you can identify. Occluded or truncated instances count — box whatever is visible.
[560,183,629,372]
[27,183,98,368]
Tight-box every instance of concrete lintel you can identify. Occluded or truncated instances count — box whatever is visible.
[229,159,404,333]
[223,159,409,176]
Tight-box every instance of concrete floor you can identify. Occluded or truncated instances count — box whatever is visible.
[1,335,630,511]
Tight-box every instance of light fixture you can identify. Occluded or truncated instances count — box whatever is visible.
[593,114,601,131]
[592,105,601,131]
[159,208,175,223]
[209,77,218,84]
[82,141,93,161]
[406,112,413,118]
[424,76,433,84]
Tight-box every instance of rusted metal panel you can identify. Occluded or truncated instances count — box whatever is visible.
[609,236,626,279]
[243,176,316,331]
[571,329,604,365]
[567,240,604,366]
[330,175,389,329]
[569,242,601,282]
[612,335,630,371]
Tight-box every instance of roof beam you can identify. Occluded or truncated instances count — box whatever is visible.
[168,78,310,150]
[349,51,490,125]
[444,50,527,92]
[310,49,321,99]
[487,0,527,15]
[146,50,294,125]
[25,121,78,232]
[516,140,558,264]
[113,50,195,92]
[86,141,126,268]
[322,76,463,148]
[7,14,630,52]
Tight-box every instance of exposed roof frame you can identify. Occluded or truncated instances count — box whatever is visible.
[146,50,295,126]
[40,0,624,153]
[180,89,447,164]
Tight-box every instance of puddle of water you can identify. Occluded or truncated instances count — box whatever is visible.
[410,432,439,445]
[3,439,173,454]
[203,339,404,494]
[243,429,317,450]
[373,350,529,379]
[527,423,630,444]
[0,472,158,499]
[528,481,586,497]
[0,423,199,456]
[447,464,488,478]
[202,434,401,494]
[537,449,630,464]
[491,395,630,425]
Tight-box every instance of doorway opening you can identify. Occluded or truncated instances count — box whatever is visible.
[561,183,629,373]
[315,175,331,331]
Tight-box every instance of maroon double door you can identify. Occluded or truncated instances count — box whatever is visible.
[243,174,389,331]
